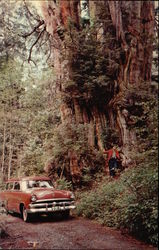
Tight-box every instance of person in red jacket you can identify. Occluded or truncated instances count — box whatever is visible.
[103,146,120,177]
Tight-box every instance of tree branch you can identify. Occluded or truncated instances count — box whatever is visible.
[22,20,45,38]
[28,26,46,63]
[23,0,41,22]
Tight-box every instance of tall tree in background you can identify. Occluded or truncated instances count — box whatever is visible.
[30,0,155,182]
[0,1,156,184]
[0,0,55,180]
[0,59,25,179]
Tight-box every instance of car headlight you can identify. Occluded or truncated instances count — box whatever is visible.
[31,195,37,202]
[70,192,75,200]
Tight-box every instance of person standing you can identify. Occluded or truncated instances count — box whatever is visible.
[103,146,120,177]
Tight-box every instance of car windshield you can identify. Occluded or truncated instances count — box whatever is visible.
[26,180,54,189]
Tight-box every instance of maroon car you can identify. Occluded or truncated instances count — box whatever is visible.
[0,176,75,222]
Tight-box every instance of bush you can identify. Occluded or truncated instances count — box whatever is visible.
[56,177,73,191]
[76,80,158,246]
[76,164,158,246]
[46,123,105,185]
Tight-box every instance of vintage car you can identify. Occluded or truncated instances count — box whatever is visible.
[0,176,75,222]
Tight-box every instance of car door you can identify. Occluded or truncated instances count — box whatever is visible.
[11,181,22,213]
[5,182,14,211]
[0,183,9,207]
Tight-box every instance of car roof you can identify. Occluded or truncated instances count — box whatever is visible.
[6,176,51,182]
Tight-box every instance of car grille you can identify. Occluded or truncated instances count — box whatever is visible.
[29,198,74,209]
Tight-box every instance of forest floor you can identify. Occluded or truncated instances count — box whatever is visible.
[0,213,157,250]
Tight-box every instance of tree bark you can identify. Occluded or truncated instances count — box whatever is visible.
[1,118,7,174]
[37,0,155,178]
[8,119,13,179]
[108,1,154,161]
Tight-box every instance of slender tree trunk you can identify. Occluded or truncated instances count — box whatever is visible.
[17,152,22,178]
[1,118,7,174]
[8,119,13,179]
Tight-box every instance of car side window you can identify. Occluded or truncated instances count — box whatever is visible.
[6,182,14,190]
[14,182,20,190]
[6,183,9,190]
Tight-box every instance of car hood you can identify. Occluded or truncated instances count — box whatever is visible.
[28,188,71,200]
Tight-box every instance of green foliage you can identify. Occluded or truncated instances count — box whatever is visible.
[76,164,158,246]
[0,0,50,64]
[0,59,24,106]
[56,177,73,191]
[0,3,157,247]
[123,82,158,152]
[101,127,120,148]
[45,123,105,184]
[0,59,58,179]
[64,16,121,107]
[0,58,27,179]
[76,85,158,246]
[114,166,158,244]
[81,166,92,185]
[19,70,58,177]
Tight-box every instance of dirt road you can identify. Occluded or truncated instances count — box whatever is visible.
[0,213,157,249]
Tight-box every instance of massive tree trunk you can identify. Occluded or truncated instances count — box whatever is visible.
[37,0,154,181]
[107,1,154,158]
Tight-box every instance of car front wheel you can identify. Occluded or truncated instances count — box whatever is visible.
[22,206,31,222]
[3,201,9,214]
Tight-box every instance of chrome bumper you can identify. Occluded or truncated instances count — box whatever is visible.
[28,200,76,213]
